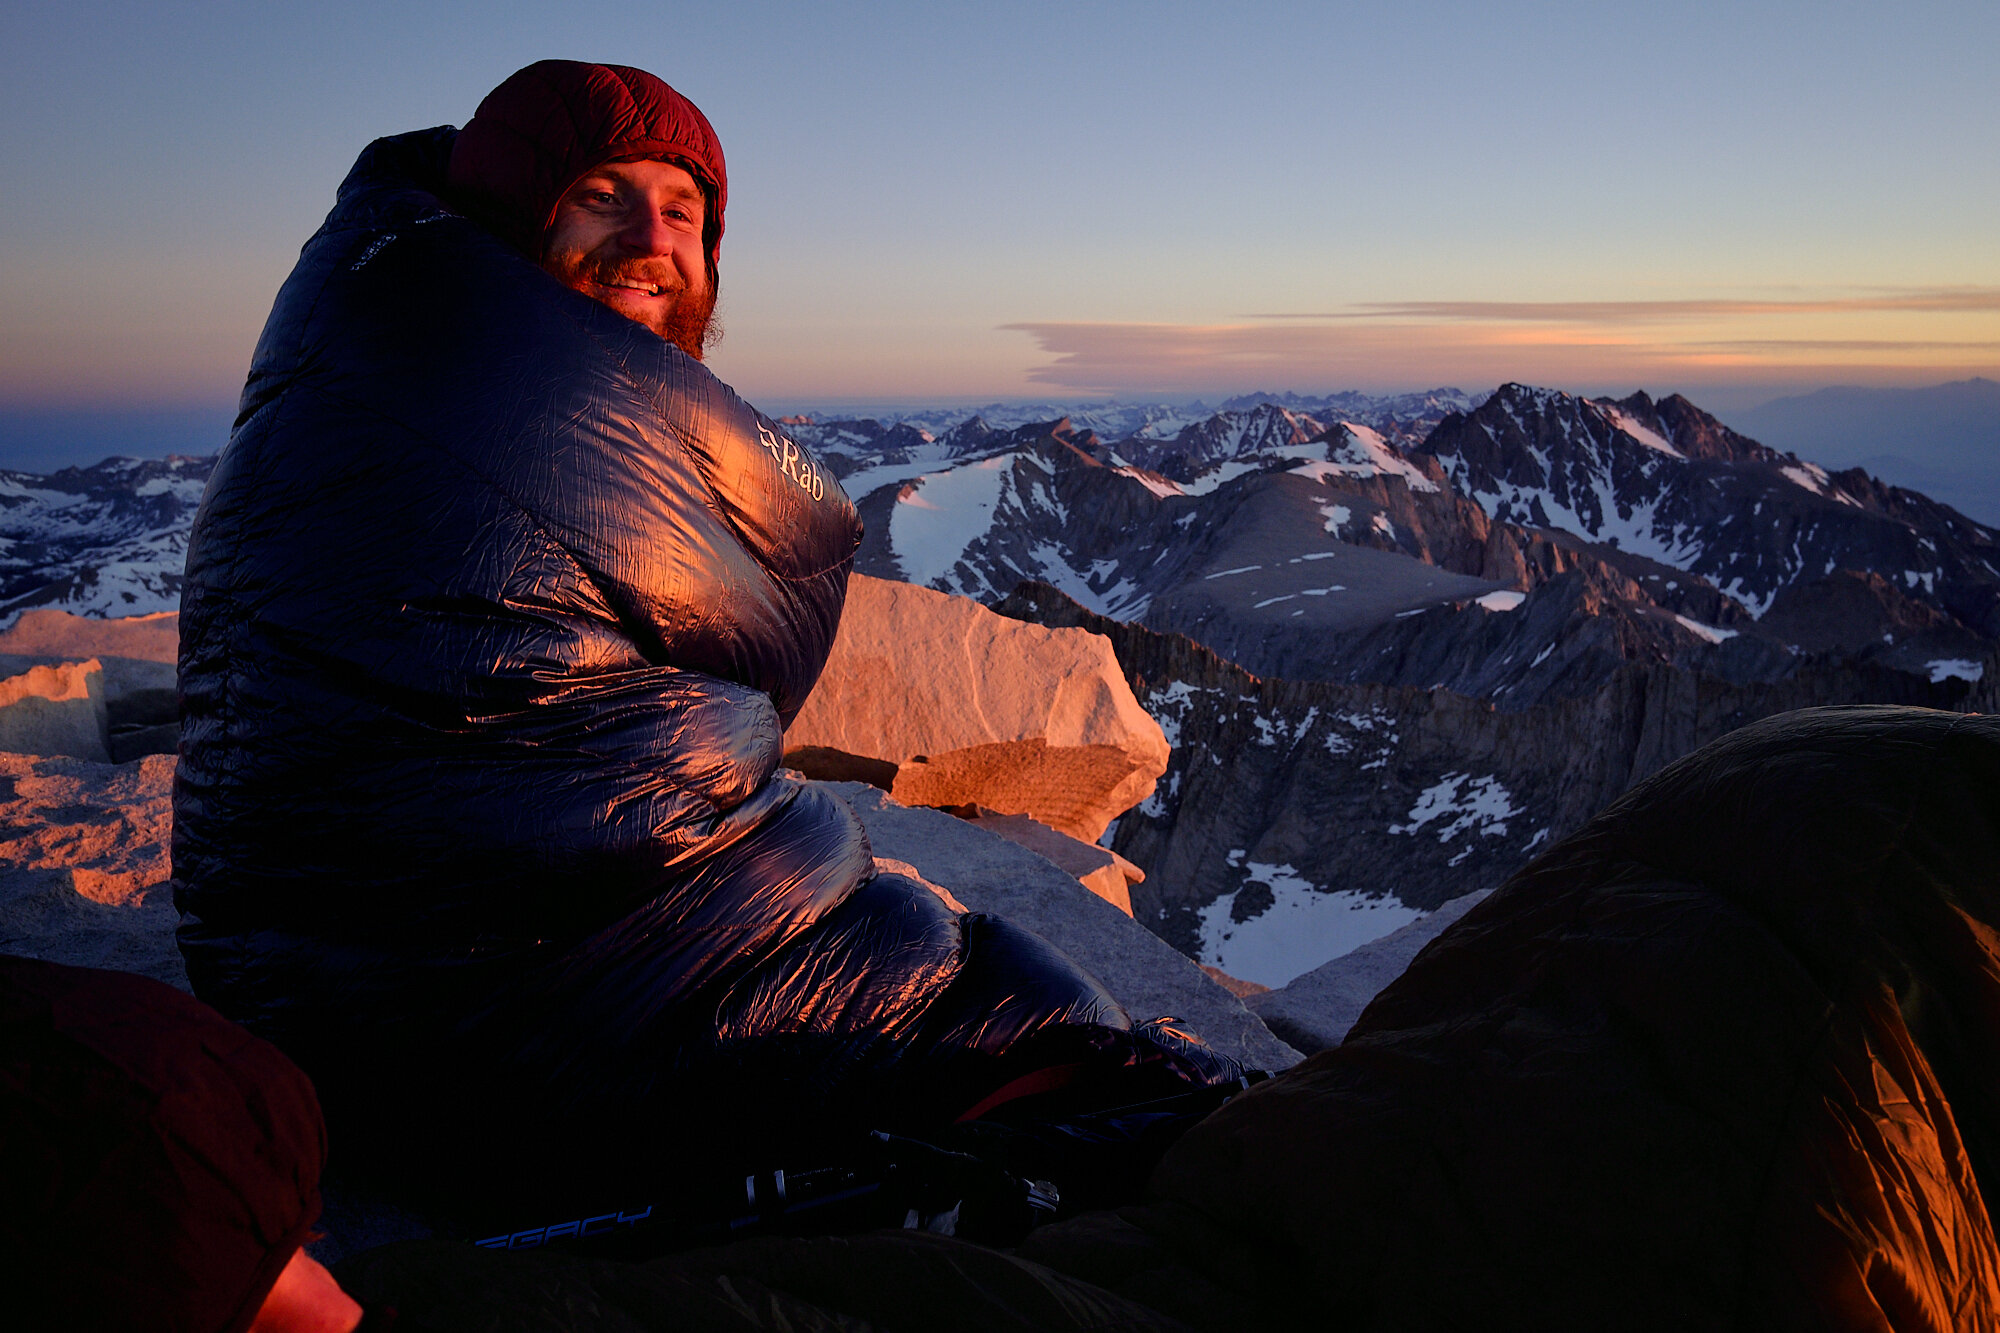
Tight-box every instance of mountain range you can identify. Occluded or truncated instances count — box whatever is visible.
[6,383,1996,987]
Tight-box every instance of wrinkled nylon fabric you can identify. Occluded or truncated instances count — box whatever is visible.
[1016,706,2000,1331]
[173,127,1215,1193]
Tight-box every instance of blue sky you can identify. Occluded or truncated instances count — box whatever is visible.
[2,0,1995,463]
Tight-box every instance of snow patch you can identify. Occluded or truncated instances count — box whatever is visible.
[1475,590,1526,612]
[1928,658,1985,683]
[1144,680,1215,748]
[1388,773,1521,842]
[1023,541,1150,620]
[889,456,1011,588]
[1602,407,1685,460]
[1198,856,1427,987]
[1113,467,1184,499]
[1780,462,1830,496]
[1672,613,1739,644]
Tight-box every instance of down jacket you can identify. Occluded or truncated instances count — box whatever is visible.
[174,127,1227,1199]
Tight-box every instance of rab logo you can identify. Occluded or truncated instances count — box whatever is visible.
[756,421,827,502]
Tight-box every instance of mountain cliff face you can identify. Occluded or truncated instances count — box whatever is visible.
[1419,386,2000,637]
[993,580,1980,982]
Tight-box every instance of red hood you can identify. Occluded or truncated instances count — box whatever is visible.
[447,60,727,264]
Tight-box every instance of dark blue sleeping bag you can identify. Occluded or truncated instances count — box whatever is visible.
[173,128,1232,1200]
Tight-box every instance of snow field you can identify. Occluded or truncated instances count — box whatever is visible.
[1198,853,1427,988]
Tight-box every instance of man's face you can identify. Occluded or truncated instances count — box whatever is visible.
[541,157,717,359]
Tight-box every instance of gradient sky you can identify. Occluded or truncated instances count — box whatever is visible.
[3,0,1996,446]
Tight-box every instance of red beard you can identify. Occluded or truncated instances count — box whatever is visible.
[544,256,721,361]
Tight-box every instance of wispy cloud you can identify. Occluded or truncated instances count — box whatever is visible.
[1003,287,2000,397]
[1245,287,2000,324]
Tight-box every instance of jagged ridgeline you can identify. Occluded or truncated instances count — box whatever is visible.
[7,385,1998,988]
[792,385,2000,985]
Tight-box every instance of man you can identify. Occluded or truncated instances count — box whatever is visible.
[174,61,1234,1220]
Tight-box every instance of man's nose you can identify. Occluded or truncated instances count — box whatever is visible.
[618,204,677,255]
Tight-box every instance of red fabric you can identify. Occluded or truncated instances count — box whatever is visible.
[955,1062,1087,1123]
[0,957,326,1333]
[446,60,727,263]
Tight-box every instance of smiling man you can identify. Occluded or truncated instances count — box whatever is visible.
[539,157,718,356]
[173,59,1237,1230]
[444,61,726,358]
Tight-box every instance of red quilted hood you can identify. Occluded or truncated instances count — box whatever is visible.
[447,60,727,264]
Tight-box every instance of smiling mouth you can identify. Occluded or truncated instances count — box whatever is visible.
[603,277,666,297]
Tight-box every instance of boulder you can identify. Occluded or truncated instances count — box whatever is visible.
[1245,888,1492,1053]
[0,611,180,760]
[824,780,1300,1072]
[0,659,108,761]
[786,577,1168,842]
[0,752,185,990]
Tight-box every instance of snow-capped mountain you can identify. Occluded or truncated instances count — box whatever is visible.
[825,384,2000,711]
[778,389,1477,454]
[0,455,211,623]
[1419,385,2000,630]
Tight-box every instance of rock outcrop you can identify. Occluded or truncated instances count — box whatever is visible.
[0,752,182,988]
[0,607,180,663]
[785,576,1168,844]
[0,659,108,761]
[956,810,1142,915]
[0,609,180,760]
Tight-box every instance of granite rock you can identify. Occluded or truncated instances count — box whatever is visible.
[0,609,180,760]
[786,576,1167,842]
[0,659,109,761]
[0,752,184,989]
[957,810,1141,915]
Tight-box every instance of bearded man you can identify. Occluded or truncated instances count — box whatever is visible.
[173,61,1236,1222]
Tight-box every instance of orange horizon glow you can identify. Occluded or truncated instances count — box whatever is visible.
[995,289,2000,402]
